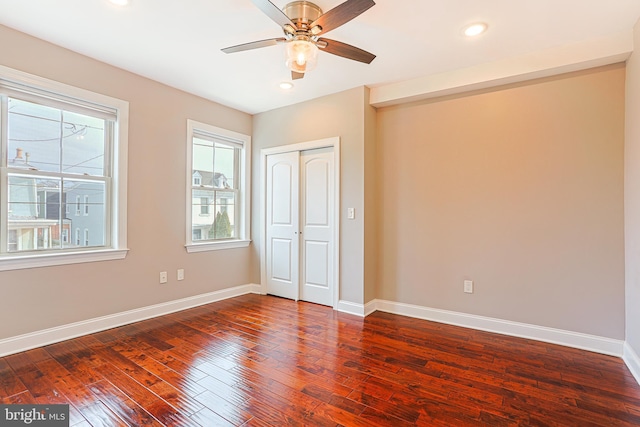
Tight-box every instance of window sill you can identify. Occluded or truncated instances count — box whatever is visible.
[0,248,129,272]
[185,240,250,253]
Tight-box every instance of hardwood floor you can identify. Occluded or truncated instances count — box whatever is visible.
[1,294,639,426]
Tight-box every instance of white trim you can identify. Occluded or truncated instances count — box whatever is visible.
[624,342,640,386]
[371,299,624,357]
[0,248,128,271]
[364,299,377,317]
[185,239,251,253]
[259,137,341,309]
[0,283,261,357]
[336,300,365,317]
[185,120,251,250]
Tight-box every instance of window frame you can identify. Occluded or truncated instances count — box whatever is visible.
[0,65,129,271]
[185,119,250,252]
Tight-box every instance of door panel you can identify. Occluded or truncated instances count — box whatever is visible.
[266,151,299,301]
[304,240,329,287]
[271,238,292,281]
[300,148,334,306]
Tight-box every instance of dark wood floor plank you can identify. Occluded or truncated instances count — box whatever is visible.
[88,380,164,427]
[0,294,639,426]
[0,358,27,398]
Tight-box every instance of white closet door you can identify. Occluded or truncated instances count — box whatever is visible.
[300,148,334,306]
[265,151,300,301]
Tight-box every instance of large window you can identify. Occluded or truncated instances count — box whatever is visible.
[0,66,129,270]
[186,120,250,252]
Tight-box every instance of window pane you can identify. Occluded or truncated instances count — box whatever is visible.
[193,138,213,173]
[63,179,106,248]
[212,191,236,239]
[192,189,214,241]
[8,175,63,251]
[8,98,62,173]
[62,111,106,176]
[7,98,107,176]
[192,137,237,189]
[214,144,235,188]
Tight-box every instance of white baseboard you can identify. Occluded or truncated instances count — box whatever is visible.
[624,342,640,385]
[336,300,365,317]
[0,283,261,357]
[371,299,624,357]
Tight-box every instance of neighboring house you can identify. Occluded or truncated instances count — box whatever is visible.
[8,147,100,252]
[7,148,58,251]
[191,170,234,241]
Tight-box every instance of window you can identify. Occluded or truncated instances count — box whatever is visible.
[0,65,129,271]
[200,197,210,215]
[186,120,250,252]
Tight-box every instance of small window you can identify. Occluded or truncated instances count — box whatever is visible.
[75,228,80,246]
[84,229,89,246]
[186,120,251,252]
[75,195,81,216]
[61,229,69,243]
[200,197,210,215]
[84,195,89,216]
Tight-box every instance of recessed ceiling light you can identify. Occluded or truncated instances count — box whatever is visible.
[109,0,130,6]
[279,82,294,90]
[463,22,488,37]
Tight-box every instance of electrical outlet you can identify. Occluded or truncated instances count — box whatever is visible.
[177,269,184,281]
[347,208,355,219]
[464,280,473,294]
[160,271,168,284]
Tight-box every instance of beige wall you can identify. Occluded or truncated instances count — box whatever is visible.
[0,21,630,346]
[252,87,368,305]
[376,65,626,338]
[0,25,257,339]
[625,21,640,351]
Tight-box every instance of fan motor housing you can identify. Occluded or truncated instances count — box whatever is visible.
[284,1,323,25]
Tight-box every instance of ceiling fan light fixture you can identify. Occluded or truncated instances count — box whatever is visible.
[285,39,318,73]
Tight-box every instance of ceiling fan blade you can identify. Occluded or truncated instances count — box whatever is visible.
[222,38,286,54]
[292,71,305,80]
[317,38,376,64]
[251,0,296,29]
[310,0,375,36]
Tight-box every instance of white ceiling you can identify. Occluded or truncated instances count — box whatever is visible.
[1,0,639,114]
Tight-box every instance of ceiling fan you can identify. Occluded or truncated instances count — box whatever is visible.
[222,0,376,80]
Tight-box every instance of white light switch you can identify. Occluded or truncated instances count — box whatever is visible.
[347,208,355,219]
[464,280,473,294]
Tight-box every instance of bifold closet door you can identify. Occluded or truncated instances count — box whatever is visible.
[265,148,335,306]
[265,151,300,301]
[299,148,334,307]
